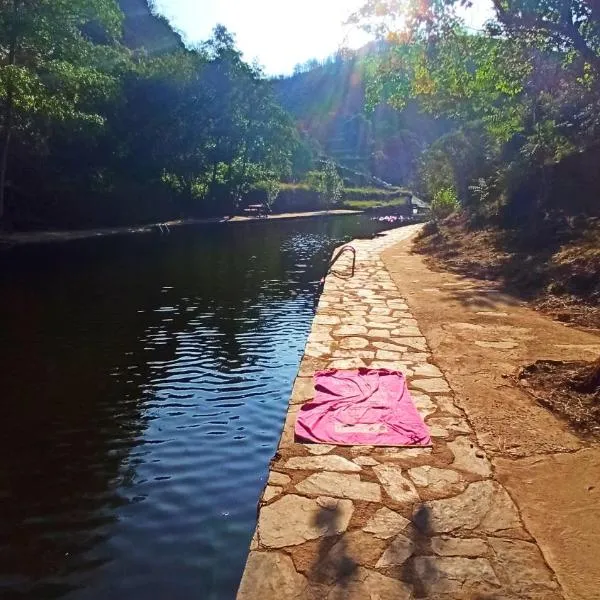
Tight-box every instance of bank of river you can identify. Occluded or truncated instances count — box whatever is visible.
[0,210,361,248]
[0,214,406,599]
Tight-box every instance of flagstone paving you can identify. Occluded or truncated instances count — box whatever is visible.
[236,225,565,600]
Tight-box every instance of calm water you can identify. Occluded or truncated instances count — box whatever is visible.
[0,215,400,600]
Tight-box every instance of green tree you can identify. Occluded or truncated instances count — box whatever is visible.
[0,0,125,224]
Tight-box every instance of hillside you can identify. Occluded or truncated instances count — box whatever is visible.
[274,52,448,186]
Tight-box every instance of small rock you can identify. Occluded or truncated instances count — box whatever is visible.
[269,472,291,487]
[306,444,335,455]
[447,437,492,477]
[408,466,464,496]
[339,337,370,349]
[374,341,410,352]
[327,358,367,370]
[333,325,368,336]
[412,363,443,378]
[353,456,379,466]
[263,485,283,502]
[363,507,411,539]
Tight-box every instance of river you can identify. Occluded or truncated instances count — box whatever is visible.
[0,215,405,599]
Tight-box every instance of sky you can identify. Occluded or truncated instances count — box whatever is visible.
[153,0,494,76]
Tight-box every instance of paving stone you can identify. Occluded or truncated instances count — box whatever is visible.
[295,472,381,502]
[448,436,492,477]
[263,485,283,502]
[411,378,450,393]
[374,464,420,504]
[432,536,489,557]
[290,377,315,405]
[237,552,313,600]
[370,307,392,316]
[391,327,423,337]
[305,342,331,358]
[367,329,391,338]
[285,455,362,472]
[326,567,412,600]
[331,349,375,359]
[333,324,368,336]
[376,350,407,361]
[269,472,291,487]
[353,456,379,466]
[395,336,427,351]
[327,358,366,370]
[408,465,465,496]
[412,393,437,418]
[435,396,463,416]
[314,315,341,326]
[376,534,414,567]
[369,361,414,375]
[373,340,409,353]
[412,556,500,596]
[258,495,353,548]
[306,444,335,455]
[339,336,370,349]
[365,321,397,330]
[489,538,561,595]
[416,481,522,534]
[427,417,472,437]
[363,507,411,539]
[401,352,429,363]
[475,340,519,349]
[367,315,397,324]
[412,363,444,378]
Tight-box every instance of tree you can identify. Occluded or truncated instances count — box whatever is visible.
[0,0,125,224]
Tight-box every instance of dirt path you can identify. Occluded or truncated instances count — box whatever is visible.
[237,225,569,600]
[382,232,600,600]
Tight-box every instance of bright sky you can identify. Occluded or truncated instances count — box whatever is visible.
[152,0,494,76]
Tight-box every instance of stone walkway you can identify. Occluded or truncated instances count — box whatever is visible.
[236,225,564,600]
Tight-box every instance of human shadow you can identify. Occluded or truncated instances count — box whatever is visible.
[308,502,358,599]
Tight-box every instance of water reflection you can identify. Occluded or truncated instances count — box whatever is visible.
[0,216,400,599]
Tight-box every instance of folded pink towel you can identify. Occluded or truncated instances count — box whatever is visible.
[295,368,431,446]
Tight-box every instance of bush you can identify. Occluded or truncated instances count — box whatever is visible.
[431,187,459,220]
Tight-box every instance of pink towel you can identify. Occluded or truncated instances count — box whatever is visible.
[295,368,431,446]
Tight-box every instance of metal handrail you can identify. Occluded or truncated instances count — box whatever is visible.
[328,245,356,277]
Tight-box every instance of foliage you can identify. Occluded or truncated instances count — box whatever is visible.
[305,162,344,209]
[430,186,459,220]
[358,0,600,226]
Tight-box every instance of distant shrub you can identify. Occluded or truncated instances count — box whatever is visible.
[431,187,459,221]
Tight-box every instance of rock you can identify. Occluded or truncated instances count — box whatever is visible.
[285,455,362,472]
[295,472,381,502]
[376,533,414,567]
[366,315,396,324]
[370,361,414,375]
[370,307,392,316]
[412,363,443,378]
[326,567,412,600]
[448,437,492,477]
[258,495,353,548]
[411,378,450,393]
[308,329,333,343]
[412,556,500,596]
[339,337,370,349]
[333,325,368,336]
[269,472,291,487]
[237,552,313,600]
[363,507,411,540]
[306,444,335,455]
[427,417,471,437]
[431,536,488,557]
[263,485,283,502]
[353,456,379,466]
[408,466,464,496]
[435,397,463,416]
[327,358,366,370]
[416,481,522,534]
[476,311,509,317]
[475,340,518,350]
[489,538,560,595]
[374,464,420,504]
[330,350,375,359]
[249,532,259,550]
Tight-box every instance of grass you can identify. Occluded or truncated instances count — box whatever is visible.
[341,198,409,210]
